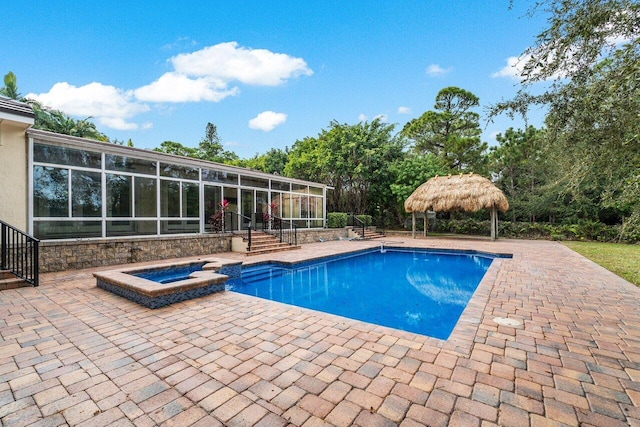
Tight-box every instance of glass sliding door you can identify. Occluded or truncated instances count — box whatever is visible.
[204,185,222,232]
[240,189,254,230]
[223,187,239,231]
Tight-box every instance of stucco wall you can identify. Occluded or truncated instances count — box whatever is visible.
[0,122,29,230]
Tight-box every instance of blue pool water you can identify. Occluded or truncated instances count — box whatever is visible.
[134,263,205,284]
[227,248,497,339]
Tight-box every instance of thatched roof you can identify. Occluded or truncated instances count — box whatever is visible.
[404,173,509,213]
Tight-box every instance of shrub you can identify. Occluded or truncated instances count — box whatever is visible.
[327,212,348,228]
[428,218,627,242]
[356,215,373,226]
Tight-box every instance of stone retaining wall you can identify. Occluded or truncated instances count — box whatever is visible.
[40,235,232,273]
[40,228,350,273]
[295,228,348,244]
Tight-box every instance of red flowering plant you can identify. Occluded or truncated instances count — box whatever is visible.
[209,199,230,233]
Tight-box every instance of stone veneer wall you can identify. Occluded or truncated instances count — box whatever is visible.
[40,228,350,273]
[40,235,232,273]
[295,228,348,244]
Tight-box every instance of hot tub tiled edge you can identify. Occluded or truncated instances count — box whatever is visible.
[93,257,242,309]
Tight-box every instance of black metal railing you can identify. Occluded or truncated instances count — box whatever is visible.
[376,209,389,236]
[206,210,252,249]
[258,213,297,246]
[347,214,366,239]
[1,220,39,286]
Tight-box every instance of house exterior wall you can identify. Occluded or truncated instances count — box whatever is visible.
[27,129,329,241]
[0,121,30,230]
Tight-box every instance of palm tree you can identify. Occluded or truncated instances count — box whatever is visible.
[0,71,20,99]
[1,71,109,142]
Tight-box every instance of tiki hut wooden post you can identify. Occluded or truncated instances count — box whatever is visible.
[423,211,427,237]
[404,173,509,240]
[490,205,497,240]
[411,212,416,239]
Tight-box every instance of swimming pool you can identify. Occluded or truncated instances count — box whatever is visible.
[228,248,500,339]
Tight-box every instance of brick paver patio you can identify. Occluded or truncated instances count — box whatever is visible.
[1,238,639,426]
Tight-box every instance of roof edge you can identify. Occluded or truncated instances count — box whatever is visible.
[26,128,330,189]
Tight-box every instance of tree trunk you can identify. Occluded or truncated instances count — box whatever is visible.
[491,206,497,240]
[423,212,427,237]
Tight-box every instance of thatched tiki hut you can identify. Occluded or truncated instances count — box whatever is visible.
[404,173,509,240]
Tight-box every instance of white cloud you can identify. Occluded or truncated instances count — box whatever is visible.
[248,111,287,132]
[398,106,411,114]
[134,72,239,102]
[426,64,452,76]
[170,41,313,86]
[27,42,312,130]
[492,51,571,81]
[134,42,312,104]
[492,56,526,81]
[358,113,367,122]
[98,117,138,130]
[373,113,388,122]
[26,82,149,130]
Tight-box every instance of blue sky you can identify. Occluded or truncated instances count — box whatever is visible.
[3,1,548,158]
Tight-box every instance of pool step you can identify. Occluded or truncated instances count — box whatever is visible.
[240,266,290,284]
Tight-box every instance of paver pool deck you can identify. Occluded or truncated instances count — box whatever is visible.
[1,237,640,426]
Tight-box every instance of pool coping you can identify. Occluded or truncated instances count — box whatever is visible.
[230,244,511,356]
[93,257,242,308]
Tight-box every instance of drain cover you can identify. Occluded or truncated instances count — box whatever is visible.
[493,317,521,327]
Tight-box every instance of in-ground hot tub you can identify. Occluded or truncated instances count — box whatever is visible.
[93,258,242,309]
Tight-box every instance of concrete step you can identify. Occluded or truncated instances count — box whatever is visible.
[0,272,31,290]
[0,270,14,280]
[251,240,289,249]
[241,231,300,256]
[355,229,385,239]
[246,245,301,256]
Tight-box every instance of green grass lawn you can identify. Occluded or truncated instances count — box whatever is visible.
[562,241,640,286]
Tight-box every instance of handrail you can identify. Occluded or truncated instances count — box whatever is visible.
[258,213,297,246]
[1,220,39,287]
[348,214,366,239]
[225,211,252,250]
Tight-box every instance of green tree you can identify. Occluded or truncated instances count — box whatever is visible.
[32,104,108,141]
[0,71,20,99]
[196,122,238,163]
[286,119,406,214]
[402,86,487,173]
[491,0,639,239]
[235,148,289,175]
[489,126,555,222]
[542,53,640,233]
[154,141,198,157]
[1,71,109,142]
[390,154,449,208]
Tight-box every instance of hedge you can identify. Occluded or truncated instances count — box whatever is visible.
[326,213,373,228]
[428,219,634,243]
[327,212,348,228]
